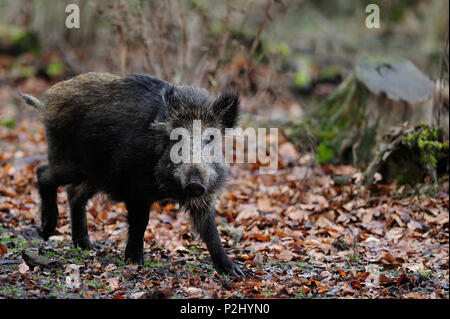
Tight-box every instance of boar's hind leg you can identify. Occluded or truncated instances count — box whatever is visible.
[192,207,244,277]
[124,201,150,265]
[36,164,60,240]
[67,183,96,249]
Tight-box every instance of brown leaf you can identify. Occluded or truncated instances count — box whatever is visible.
[350,280,362,289]
[1,162,13,175]
[236,208,259,222]
[164,203,176,211]
[338,269,347,276]
[402,292,427,299]
[379,274,393,284]
[186,287,203,297]
[397,273,409,286]
[315,215,333,228]
[362,211,374,224]
[380,252,399,265]
[151,202,161,212]
[108,277,120,291]
[0,187,15,198]
[358,272,370,281]
[130,292,146,299]
[0,243,7,256]
[279,142,299,160]
[278,249,295,262]
[251,233,271,242]
[285,207,306,222]
[257,197,272,212]
[18,262,29,274]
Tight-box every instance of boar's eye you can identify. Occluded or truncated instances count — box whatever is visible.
[205,134,215,145]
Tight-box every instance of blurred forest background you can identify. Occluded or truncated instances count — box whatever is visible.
[0,0,449,299]
[0,0,448,171]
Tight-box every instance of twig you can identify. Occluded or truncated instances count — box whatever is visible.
[136,1,161,78]
[152,1,170,80]
[249,0,273,58]
[176,0,189,78]
[217,0,232,69]
[1,155,47,167]
[197,57,209,88]
[0,259,23,265]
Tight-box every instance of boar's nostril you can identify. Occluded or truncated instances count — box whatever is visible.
[184,182,206,197]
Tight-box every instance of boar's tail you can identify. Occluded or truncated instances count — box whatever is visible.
[16,89,45,112]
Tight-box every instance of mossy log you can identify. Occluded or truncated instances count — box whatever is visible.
[363,123,449,186]
[313,56,435,166]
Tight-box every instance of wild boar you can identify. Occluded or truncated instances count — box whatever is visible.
[19,72,243,276]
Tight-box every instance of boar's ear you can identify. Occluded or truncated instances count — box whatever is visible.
[162,85,176,111]
[213,90,240,128]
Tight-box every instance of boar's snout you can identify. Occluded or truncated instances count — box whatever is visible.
[184,181,206,197]
[178,166,209,198]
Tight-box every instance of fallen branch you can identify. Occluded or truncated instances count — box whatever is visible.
[21,250,62,270]
[0,259,23,265]
[1,154,47,167]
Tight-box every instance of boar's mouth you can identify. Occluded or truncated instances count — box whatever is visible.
[183,192,214,212]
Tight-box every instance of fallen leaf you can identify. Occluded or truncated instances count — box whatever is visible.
[130,292,146,299]
[350,280,362,289]
[186,287,203,297]
[236,208,259,222]
[257,197,272,211]
[397,273,409,286]
[379,274,393,284]
[380,252,399,265]
[338,269,347,276]
[108,278,120,291]
[278,249,295,261]
[18,262,29,274]
[0,243,7,256]
[105,263,117,271]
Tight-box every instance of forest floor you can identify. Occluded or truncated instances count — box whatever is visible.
[0,87,448,298]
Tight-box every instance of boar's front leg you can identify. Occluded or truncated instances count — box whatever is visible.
[124,200,150,265]
[37,164,80,240]
[192,206,244,277]
[36,165,59,240]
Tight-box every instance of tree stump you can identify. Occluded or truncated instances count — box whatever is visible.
[315,56,435,166]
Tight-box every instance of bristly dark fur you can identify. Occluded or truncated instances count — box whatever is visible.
[19,72,243,276]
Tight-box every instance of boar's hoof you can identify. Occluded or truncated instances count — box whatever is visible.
[218,261,245,277]
[124,249,144,265]
[38,227,53,241]
[73,237,93,250]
